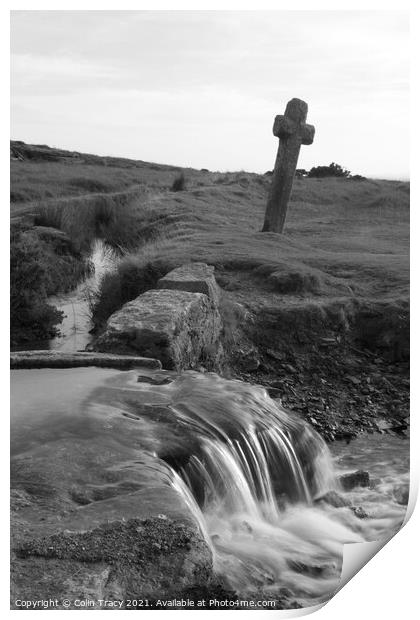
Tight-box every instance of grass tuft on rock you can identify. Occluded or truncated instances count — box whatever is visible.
[171,172,186,192]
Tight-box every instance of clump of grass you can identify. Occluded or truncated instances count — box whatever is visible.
[10,229,64,345]
[218,298,251,352]
[32,191,149,253]
[33,198,98,251]
[251,262,352,296]
[268,269,322,294]
[90,241,175,329]
[171,173,186,192]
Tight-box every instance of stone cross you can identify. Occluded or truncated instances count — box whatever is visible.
[262,98,315,233]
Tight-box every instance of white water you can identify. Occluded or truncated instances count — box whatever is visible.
[11,368,409,608]
[147,372,408,606]
[172,429,407,606]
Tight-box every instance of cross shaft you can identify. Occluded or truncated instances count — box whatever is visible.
[262,98,315,234]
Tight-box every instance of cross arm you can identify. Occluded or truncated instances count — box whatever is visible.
[272,115,297,138]
[273,116,315,145]
[301,123,315,145]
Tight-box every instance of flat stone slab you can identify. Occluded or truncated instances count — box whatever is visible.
[12,517,213,609]
[10,370,213,607]
[157,262,220,304]
[10,350,161,370]
[94,289,222,370]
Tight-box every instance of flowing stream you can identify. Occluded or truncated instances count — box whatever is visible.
[48,239,117,352]
[11,368,409,607]
[11,238,117,353]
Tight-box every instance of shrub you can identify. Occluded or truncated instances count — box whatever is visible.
[10,225,94,345]
[171,173,186,192]
[307,162,351,178]
[10,231,64,345]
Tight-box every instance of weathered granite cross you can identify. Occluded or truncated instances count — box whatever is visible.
[262,98,315,233]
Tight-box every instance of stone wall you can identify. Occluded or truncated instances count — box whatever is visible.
[94,263,223,371]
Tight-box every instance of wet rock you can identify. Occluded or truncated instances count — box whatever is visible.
[157,262,220,305]
[393,483,409,506]
[334,431,357,443]
[375,418,399,433]
[10,351,161,370]
[94,289,222,371]
[314,490,351,508]
[287,559,336,578]
[137,374,173,385]
[350,506,369,519]
[13,517,213,608]
[10,558,120,609]
[267,386,283,399]
[339,470,370,491]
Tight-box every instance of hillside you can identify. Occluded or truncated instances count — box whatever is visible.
[10,141,409,440]
[11,140,409,295]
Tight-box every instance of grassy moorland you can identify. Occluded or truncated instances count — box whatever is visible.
[10,141,409,437]
[10,141,205,204]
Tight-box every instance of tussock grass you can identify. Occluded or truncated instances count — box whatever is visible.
[171,172,186,192]
[32,189,153,252]
[90,259,170,328]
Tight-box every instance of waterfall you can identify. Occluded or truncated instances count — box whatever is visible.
[11,367,408,608]
[151,372,360,604]
[150,371,405,605]
[166,372,337,511]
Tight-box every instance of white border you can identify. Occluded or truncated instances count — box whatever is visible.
[3,2,417,618]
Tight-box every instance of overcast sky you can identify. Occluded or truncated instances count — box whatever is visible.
[11,11,409,178]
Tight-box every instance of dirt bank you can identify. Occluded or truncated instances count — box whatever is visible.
[220,291,409,441]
